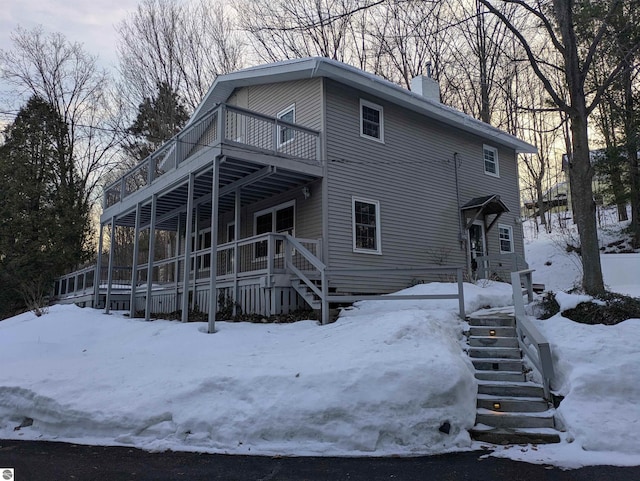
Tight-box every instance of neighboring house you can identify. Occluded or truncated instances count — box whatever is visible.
[55,58,536,323]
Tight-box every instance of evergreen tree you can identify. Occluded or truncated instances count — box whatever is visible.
[125,82,189,162]
[0,96,91,318]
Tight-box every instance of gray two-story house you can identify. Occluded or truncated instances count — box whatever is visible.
[59,57,535,325]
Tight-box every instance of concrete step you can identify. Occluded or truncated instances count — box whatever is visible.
[476,409,556,429]
[470,427,561,444]
[469,326,516,337]
[472,359,523,371]
[469,336,519,348]
[477,395,550,413]
[468,347,521,359]
[468,316,515,327]
[477,382,545,398]
[475,371,525,382]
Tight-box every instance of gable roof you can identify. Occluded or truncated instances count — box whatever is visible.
[190,57,537,154]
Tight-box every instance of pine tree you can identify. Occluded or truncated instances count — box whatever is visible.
[0,96,91,318]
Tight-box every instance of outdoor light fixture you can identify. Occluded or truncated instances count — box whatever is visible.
[302,186,311,199]
[493,402,501,410]
[489,329,496,336]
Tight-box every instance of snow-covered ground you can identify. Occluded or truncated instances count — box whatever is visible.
[0,213,639,468]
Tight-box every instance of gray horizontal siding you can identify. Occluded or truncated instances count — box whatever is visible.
[245,78,323,131]
[324,79,524,293]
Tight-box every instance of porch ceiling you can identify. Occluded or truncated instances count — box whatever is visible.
[111,157,319,231]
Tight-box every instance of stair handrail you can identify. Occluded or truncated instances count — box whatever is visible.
[511,270,556,400]
[284,234,329,324]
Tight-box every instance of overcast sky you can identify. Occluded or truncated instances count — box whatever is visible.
[0,0,142,70]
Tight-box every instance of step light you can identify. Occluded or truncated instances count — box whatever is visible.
[493,402,501,410]
[489,329,496,336]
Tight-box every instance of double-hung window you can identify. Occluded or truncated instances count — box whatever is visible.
[277,104,295,146]
[352,197,381,254]
[360,99,384,142]
[483,145,499,177]
[498,224,514,254]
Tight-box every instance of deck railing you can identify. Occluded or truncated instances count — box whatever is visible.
[103,104,321,208]
[511,270,555,400]
[54,235,467,324]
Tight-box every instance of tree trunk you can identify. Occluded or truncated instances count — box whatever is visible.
[623,57,640,245]
[569,112,605,295]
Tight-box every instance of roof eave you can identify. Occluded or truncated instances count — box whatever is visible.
[191,58,538,154]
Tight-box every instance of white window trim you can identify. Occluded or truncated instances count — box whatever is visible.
[498,224,514,254]
[359,99,384,143]
[276,104,295,147]
[352,196,382,255]
[253,200,296,260]
[483,144,500,177]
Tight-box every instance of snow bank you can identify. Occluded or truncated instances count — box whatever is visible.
[533,315,640,455]
[0,282,514,456]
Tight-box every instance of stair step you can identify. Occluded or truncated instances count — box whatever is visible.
[469,336,519,348]
[472,359,523,371]
[476,410,556,429]
[468,317,515,327]
[475,371,525,382]
[469,326,516,337]
[477,382,545,398]
[477,395,550,412]
[470,427,561,444]
[468,347,521,359]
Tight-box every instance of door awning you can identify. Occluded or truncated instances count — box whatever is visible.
[461,194,509,231]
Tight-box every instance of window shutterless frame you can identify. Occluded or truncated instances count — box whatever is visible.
[276,104,295,147]
[483,144,499,177]
[352,196,382,254]
[498,224,514,254]
[359,99,384,143]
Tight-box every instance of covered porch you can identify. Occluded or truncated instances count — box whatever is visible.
[96,103,326,331]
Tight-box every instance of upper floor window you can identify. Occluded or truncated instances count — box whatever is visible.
[277,104,295,146]
[483,145,499,177]
[352,197,381,254]
[360,99,384,143]
[498,224,514,253]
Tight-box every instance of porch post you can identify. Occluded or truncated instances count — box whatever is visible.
[94,223,104,308]
[233,188,241,316]
[129,202,141,318]
[145,194,157,321]
[207,160,220,333]
[181,174,195,322]
[105,217,116,314]
[191,204,201,311]
[174,212,182,309]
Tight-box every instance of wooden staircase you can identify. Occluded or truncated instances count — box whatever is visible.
[467,314,562,444]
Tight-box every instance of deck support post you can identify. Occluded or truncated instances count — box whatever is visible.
[208,159,220,333]
[192,204,201,311]
[181,174,195,323]
[233,188,241,317]
[130,202,141,318]
[105,217,116,314]
[174,212,182,308]
[145,195,157,321]
[94,223,104,308]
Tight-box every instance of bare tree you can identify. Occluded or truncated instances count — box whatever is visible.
[478,0,640,295]
[117,0,245,112]
[0,26,125,208]
[237,0,367,63]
